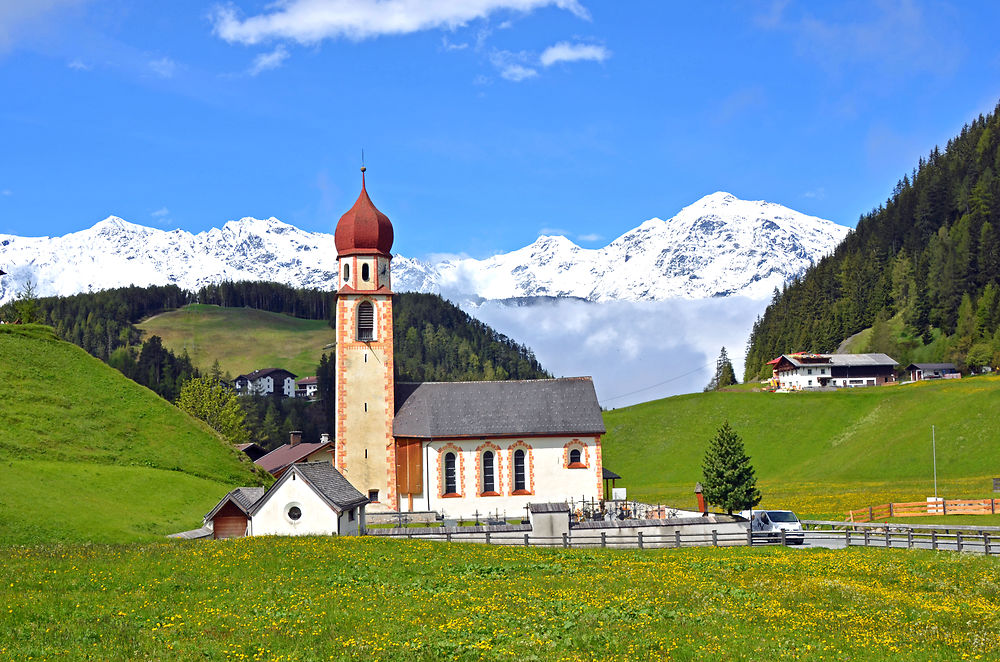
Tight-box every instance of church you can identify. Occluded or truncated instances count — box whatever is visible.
[331,168,605,518]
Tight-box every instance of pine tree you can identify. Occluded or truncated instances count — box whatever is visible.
[701,421,761,515]
[704,347,738,391]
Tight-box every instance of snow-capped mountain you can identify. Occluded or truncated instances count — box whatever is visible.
[0,192,849,305]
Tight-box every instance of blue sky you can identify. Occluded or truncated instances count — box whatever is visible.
[2,0,1000,259]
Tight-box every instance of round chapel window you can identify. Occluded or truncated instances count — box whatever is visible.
[287,505,302,521]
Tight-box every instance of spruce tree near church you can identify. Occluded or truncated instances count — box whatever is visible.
[702,422,761,515]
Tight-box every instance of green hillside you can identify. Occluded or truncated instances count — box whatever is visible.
[139,303,332,378]
[602,377,1000,518]
[0,324,269,544]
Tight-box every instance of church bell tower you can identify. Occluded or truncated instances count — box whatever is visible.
[333,167,396,511]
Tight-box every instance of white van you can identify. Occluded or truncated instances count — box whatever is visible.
[743,509,804,544]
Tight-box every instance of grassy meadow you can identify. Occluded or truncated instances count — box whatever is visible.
[2,537,998,661]
[138,304,334,378]
[0,324,268,544]
[602,376,1000,519]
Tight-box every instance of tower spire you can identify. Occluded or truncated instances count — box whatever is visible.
[361,149,366,189]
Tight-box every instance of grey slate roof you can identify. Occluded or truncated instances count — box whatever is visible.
[393,377,605,439]
[252,462,368,514]
[602,467,622,480]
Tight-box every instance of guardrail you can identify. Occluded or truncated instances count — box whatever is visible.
[846,498,1000,522]
[373,522,1000,555]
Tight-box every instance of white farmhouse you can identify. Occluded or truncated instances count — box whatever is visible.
[768,353,899,390]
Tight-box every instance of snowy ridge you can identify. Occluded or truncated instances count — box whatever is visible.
[0,192,849,305]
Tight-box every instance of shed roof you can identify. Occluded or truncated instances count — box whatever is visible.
[204,486,266,520]
[393,377,605,439]
[529,502,570,513]
[602,467,622,480]
[256,441,333,475]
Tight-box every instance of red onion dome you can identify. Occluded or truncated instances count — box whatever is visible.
[334,169,394,257]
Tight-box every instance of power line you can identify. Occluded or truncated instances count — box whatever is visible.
[602,362,713,403]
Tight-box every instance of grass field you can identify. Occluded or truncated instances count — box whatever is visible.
[1,537,997,661]
[138,304,334,378]
[0,324,268,544]
[602,376,1000,520]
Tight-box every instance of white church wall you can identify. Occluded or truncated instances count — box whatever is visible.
[251,474,341,536]
[411,436,601,520]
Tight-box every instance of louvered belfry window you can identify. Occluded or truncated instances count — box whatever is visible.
[357,301,375,341]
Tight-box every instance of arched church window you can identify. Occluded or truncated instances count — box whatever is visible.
[444,452,457,495]
[569,448,581,465]
[357,301,374,341]
[343,263,350,282]
[513,449,526,492]
[361,263,370,281]
[482,451,495,493]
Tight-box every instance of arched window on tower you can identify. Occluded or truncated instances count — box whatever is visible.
[513,449,526,492]
[482,451,495,494]
[356,301,374,341]
[444,452,457,495]
[361,263,370,282]
[343,263,350,283]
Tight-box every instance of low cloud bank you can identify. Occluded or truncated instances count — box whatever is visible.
[464,297,769,408]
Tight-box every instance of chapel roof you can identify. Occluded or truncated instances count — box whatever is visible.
[334,169,394,257]
[392,377,606,439]
[288,461,369,512]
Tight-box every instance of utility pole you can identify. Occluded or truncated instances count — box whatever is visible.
[932,425,938,499]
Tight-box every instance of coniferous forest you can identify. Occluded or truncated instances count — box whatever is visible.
[745,101,1000,380]
[0,282,549,448]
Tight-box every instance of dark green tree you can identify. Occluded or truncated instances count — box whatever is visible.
[704,347,738,391]
[701,421,761,515]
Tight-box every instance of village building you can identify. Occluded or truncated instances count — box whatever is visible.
[256,432,334,478]
[234,368,297,397]
[331,168,605,518]
[768,353,899,390]
[905,363,960,382]
[204,462,368,539]
[296,376,319,399]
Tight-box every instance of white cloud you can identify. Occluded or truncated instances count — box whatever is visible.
[151,207,170,218]
[148,57,176,78]
[211,0,589,45]
[577,233,603,242]
[67,58,90,71]
[490,49,536,81]
[248,45,289,75]
[539,41,609,67]
[441,36,468,51]
[468,297,768,407]
[802,188,826,200]
[500,63,536,81]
